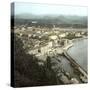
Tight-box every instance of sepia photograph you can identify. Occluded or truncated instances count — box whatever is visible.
[11,2,88,87]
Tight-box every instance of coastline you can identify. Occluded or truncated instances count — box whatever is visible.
[63,38,88,78]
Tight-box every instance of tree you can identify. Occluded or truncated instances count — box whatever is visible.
[13,33,57,87]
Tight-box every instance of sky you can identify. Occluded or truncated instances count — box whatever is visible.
[14,2,88,16]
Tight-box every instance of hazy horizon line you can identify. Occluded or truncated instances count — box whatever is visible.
[13,13,88,17]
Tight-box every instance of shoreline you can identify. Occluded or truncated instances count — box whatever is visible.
[63,38,87,78]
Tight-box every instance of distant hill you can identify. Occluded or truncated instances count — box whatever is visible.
[12,14,87,28]
[15,14,87,24]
